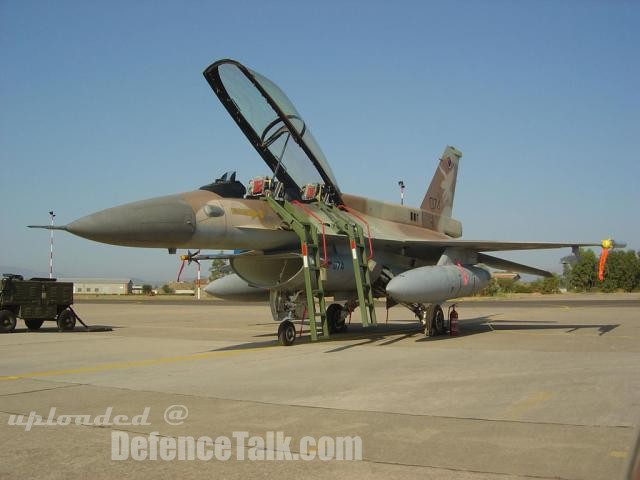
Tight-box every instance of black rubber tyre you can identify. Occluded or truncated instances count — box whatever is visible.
[277,320,296,346]
[0,309,17,333]
[57,309,76,331]
[434,305,446,335]
[327,303,347,333]
[25,319,44,331]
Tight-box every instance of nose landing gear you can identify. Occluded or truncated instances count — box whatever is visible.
[277,320,297,346]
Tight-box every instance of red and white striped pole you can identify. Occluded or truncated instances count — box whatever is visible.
[197,261,201,300]
[49,210,55,279]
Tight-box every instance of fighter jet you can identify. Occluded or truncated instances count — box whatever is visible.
[29,59,621,345]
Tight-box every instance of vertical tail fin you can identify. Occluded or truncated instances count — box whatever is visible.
[420,146,462,218]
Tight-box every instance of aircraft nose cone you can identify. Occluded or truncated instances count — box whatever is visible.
[67,194,196,247]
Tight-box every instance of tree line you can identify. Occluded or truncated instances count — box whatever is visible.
[480,249,640,295]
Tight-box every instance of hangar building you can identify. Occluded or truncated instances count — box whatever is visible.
[58,278,133,295]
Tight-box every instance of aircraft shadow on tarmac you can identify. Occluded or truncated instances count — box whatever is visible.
[210,315,620,352]
[209,323,421,352]
[456,315,620,337]
[10,325,116,333]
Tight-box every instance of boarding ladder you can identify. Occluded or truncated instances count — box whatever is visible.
[317,203,377,328]
[264,196,330,341]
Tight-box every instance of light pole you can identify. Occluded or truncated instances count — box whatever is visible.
[49,211,56,278]
[196,261,201,300]
[398,180,405,205]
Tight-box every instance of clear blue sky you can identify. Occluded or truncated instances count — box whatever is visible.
[1,0,638,282]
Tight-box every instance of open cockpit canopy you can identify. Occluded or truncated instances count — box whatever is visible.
[203,59,341,203]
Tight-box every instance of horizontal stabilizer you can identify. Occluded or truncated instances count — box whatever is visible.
[477,253,552,277]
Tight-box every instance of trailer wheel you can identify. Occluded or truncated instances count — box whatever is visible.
[25,319,44,331]
[0,310,17,333]
[57,309,76,331]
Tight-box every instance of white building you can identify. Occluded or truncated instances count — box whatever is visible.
[59,278,133,295]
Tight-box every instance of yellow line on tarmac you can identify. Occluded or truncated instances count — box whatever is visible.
[0,347,273,381]
[504,391,554,418]
[609,450,628,458]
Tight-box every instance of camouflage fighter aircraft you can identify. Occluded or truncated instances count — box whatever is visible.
[29,59,622,345]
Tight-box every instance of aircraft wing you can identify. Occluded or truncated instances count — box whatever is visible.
[401,239,603,253]
[374,239,618,277]
[369,238,620,274]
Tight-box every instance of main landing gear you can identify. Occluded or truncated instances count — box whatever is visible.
[327,303,348,334]
[420,304,447,337]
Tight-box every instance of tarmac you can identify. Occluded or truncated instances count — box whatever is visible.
[1,294,639,479]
